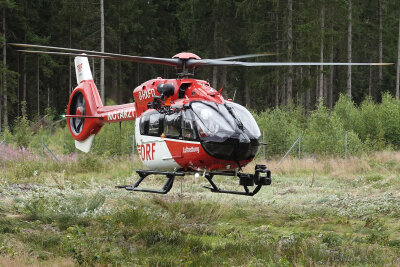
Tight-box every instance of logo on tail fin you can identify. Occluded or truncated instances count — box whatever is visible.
[75,56,93,84]
[77,63,83,73]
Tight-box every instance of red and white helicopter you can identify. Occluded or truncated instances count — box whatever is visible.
[11,43,391,196]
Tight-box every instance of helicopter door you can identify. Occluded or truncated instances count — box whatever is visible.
[136,111,180,170]
[181,109,198,141]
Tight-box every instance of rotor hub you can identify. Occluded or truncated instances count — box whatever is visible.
[172,52,201,60]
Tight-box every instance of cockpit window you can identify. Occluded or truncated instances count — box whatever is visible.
[225,102,261,139]
[182,110,198,141]
[191,102,236,142]
[164,113,181,138]
[140,111,162,136]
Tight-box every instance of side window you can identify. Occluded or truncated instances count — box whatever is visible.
[164,113,181,138]
[140,115,149,135]
[140,112,161,136]
[182,110,198,141]
[149,113,161,136]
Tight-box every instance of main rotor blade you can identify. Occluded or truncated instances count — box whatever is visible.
[215,53,278,61]
[17,50,114,59]
[187,59,394,68]
[10,43,181,67]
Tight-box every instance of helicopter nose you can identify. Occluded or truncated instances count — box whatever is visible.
[201,133,260,162]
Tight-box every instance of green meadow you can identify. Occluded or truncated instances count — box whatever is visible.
[1,151,400,266]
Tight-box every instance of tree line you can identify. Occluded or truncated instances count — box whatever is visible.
[0,0,399,132]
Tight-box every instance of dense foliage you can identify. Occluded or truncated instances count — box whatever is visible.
[0,0,399,131]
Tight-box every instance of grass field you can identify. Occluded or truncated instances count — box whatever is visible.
[1,152,400,266]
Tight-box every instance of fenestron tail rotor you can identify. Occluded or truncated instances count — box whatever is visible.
[69,92,86,135]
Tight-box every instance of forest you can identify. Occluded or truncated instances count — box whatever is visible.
[2,1,400,266]
[0,0,399,131]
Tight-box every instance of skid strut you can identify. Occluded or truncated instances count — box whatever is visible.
[203,165,271,196]
[116,170,185,194]
[116,165,271,196]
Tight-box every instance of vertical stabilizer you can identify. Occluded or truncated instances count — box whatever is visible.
[75,56,93,84]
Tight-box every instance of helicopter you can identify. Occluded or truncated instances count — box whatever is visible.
[10,43,392,196]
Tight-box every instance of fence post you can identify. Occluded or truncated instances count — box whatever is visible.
[279,135,301,165]
[345,131,348,160]
[41,138,59,162]
[262,131,265,160]
[132,134,135,167]
[63,127,65,148]
[126,131,129,154]
[298,133,301,160]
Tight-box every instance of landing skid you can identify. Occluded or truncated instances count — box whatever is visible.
[116,170,185,194]
[116,165,271,196]
[203,165,271,196]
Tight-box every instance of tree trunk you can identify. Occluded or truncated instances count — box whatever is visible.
[300,67,304,107]
[316,74,319,103]
[118,2,122,103]
[212,21,218,89]
[306,67,311,111]
[368,63,372,97]
[69,16,72,95]
[37,57,40,118]
[100,0,105,103]
[282,77,286,105]
[287,0,293,105]
[378,0,383,84]
[112,63,118,101]
[396,13,400,100]
[17,54,20,117]
[275,13,280,107]
[347,0,352,97]
[319,4,325,102]
[23,34,26,102]
[221,66,227,89]
[329,32,334,109]
[1,10,6,128]
[244,80,250,108]
[3,8,7,128]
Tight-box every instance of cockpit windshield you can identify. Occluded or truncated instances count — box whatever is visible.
[191,102,236,142]
[190,101,260,142]
[225,102,261,138]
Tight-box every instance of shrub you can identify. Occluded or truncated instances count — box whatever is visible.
[379,93,400,148]
[358,97,386,150]
[13,116,31,148]
[303,101,362,156]
[333,94,362,134]
[255,106,304,157]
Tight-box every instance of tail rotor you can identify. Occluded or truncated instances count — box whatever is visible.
[70,92,86,135]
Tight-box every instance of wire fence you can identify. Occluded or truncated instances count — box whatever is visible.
[260,130,352,164]
[0,130,354,169]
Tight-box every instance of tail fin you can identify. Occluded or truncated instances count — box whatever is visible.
[75,56,94,84]
[66,56,136,153]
